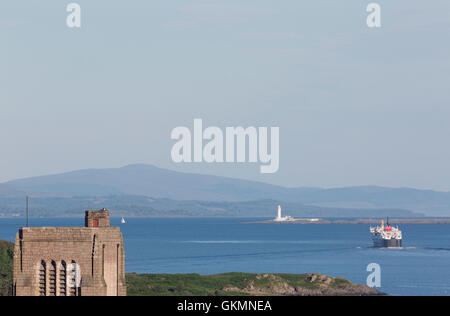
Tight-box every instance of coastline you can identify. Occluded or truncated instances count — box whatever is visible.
[243,218,450,224]
[126,272,385,296]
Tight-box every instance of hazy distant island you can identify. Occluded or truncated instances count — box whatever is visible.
[243,205,450,224]
[0,240,383,296]
[0,195,422,219]
[2,164,450,218]
[244,218,450,225]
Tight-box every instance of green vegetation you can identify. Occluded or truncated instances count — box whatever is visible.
[126,273,251,296]
[126,272,383,296]
[0,239,382,296]
[0,241,13,296]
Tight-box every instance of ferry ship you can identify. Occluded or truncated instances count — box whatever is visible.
[370,218,402,248]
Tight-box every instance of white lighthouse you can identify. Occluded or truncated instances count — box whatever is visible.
[274,205,293,222]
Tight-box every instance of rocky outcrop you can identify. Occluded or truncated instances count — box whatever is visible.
[221,273,384,296]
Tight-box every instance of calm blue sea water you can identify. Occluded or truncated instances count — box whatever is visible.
[1,217,449,296]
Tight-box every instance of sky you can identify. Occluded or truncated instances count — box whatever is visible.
[1,0,450,190]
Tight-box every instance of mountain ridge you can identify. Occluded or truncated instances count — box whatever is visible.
[3,164,450,216]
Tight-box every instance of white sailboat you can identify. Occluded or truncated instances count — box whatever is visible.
[121,217,126,224]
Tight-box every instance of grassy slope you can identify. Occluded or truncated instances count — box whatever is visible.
[0,241,13,296]
[126,272,382,296]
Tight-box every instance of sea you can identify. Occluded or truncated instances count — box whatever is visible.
[1,217,449,296]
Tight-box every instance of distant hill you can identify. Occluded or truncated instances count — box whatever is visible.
[3,164,450,216]
[288,186,450,216]
[0,195,422,218]
[0,184,30,198]
[5,164,291,201]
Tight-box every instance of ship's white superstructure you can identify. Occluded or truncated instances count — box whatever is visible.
[370,219,402,247]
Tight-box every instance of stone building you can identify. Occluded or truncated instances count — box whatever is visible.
[13,209,126,296]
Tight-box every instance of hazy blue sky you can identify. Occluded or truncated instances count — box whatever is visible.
[1,1,450,190]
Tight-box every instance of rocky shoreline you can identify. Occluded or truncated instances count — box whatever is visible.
[126,272,385,296]
[218,273,385,296]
